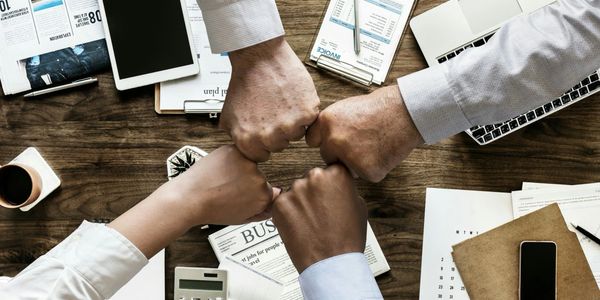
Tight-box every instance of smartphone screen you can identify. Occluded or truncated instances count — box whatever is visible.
[520,241,557,300]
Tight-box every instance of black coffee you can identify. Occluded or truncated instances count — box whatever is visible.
[0,165,33,205]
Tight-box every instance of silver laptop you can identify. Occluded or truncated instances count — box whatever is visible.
[410,0,600,145]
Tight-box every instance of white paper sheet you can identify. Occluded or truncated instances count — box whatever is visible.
[309,0,413,84]
[512,183,600,288]
[419,188,513,300]
[110,250,165,300]
[219,256,284,300]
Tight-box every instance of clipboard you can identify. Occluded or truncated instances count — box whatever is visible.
[154,84,222,118]
[305,0,417,87]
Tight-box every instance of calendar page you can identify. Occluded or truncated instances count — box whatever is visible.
[419,188,513,299]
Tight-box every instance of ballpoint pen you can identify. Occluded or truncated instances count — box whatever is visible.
[354,0,361,55]
[24,77,98,97]
[571,222,600,246]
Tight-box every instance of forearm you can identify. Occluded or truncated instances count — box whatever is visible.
[399,0,600,144]
[108,184,196,259]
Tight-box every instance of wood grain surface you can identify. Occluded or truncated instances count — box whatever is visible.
[1,0,600,299]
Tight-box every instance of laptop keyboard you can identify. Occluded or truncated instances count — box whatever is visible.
[436,32,600,145]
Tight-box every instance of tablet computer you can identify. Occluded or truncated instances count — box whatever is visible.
[99,0,199,90]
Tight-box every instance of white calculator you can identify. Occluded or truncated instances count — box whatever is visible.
[174,267,228,300]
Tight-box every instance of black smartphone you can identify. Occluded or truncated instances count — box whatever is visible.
[519,241,557,300]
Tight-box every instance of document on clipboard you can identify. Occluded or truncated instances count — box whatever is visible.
[155,0,231,115]
[306,0,415,86]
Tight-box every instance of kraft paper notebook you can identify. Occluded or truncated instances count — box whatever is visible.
[452,204,600,299]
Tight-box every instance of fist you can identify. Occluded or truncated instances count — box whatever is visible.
[272,164,367,273]
[166,145,279,225]
[306,85,424,182]
[221,37,320,162]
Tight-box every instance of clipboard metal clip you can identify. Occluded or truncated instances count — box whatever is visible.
[184,99,224,119]
[315,55,374,86]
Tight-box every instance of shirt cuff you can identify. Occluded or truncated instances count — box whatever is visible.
[197,0,285,53]
[299,253,383,300]
[44,221,148,299]
[397,65,472,144]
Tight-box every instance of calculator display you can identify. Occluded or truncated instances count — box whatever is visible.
[179,279,223,291]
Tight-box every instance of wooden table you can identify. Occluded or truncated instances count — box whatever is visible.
[1,0,599,298]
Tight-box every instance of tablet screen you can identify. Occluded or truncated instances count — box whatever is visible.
[103,0,194,79]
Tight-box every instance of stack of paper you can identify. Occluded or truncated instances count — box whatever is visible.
[419,183,600,299]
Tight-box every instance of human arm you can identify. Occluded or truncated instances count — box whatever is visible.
[307,0,600,182]
[0,145,279,299]
[271,164,383,300]
[196,0,320,162]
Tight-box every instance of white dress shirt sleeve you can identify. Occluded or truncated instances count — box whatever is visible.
[196,0,285,53]
[0,221,148,300]
[299,253,383,300]
[398,0,600,144]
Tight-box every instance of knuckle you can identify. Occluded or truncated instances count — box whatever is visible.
[329,164,347,176]
[273,193,292,213]
[292,178,308,191]
[307,167,325,179]
[364,169,385,183]
[319,110,333,125]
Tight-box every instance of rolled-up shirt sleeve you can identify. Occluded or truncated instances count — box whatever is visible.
[0,221,148,300]
[398,0,600,144]
[299,253,383,300]
[196,0,285,53]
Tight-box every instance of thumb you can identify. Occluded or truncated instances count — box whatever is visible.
[305,117,322,147]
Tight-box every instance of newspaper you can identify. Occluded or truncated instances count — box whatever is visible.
[0,0,107,94]
[209,219,390,300]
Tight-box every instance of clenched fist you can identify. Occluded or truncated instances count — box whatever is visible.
[222,37,320,162]
[161,145,279,225]
[272,164,367,273]
[306,85,424,182]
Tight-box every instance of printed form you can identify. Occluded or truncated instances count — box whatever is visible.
[512,183,600,288]
[309,0,413,84]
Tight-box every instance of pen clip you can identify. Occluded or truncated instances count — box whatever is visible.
[72,77,94,83]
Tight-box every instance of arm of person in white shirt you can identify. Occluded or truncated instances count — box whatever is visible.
[0,145,280,300]
[196,0,320,162]
[306,0,600,182]
[272,164,383,300]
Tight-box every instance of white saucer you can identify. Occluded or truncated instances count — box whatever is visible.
[9,147,61,211]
